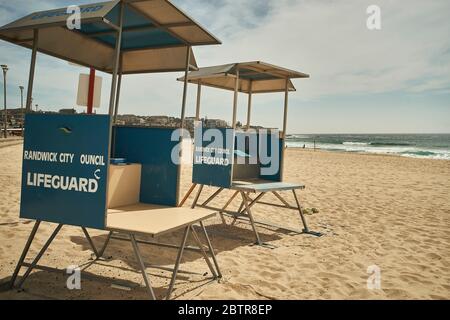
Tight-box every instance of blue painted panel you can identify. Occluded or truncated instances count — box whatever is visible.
[87,3,182,49]
[121,29,183,50]
[106,3,153,29]
[93,29,182,49]
[234,131,258,160]
[193,126,233,188]
[260,136,283,182]
[80,21,113,34]
[234,130,282,181]
[93,34,117,47]
[20,114,110,229]
[113,126,179,206]
[80,3,152,36]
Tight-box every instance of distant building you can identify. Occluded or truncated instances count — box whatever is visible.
[108,113,242,133]
[148,116,169,126]
[59,108,77,115]
[0,108,25,129]
[204,118,228,128]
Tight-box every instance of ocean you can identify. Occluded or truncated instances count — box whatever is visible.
[285,134,450,160]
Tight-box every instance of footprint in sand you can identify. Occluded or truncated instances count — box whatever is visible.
[426,252,442,260]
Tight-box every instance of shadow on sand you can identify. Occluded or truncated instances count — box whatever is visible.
[0,221,289,300]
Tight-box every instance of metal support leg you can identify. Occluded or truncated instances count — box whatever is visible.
[130,234,156,300]
[272,191,291,208]
[240,192,263,245]
[98,231,113,258]
[201,188,224,206]
[199,221,222,278]
[9,221,41,288]
[232,192,256,215]
[232,199,246,225]
[237,200,245,214]
[238,192,264,214]
[179,183,197,207]
[190,226,217,278]
[191,184,204,209]
[220,190,239,225]
[166,226,190,300]
[292,189,309,232]
[233,193,264,225]
[82,227,99,258]
[17,224,63,288]
[292,190,322,237]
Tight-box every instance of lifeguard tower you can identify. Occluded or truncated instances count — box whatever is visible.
[0,0,223,299]
[178,62,322,246]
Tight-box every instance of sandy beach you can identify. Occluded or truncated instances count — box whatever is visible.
[0,142,449,300]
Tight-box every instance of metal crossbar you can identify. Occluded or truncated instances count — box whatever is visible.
[10,221,221,300]
[192,186,322,246]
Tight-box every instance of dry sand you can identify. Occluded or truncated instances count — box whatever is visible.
[0,142,449,300]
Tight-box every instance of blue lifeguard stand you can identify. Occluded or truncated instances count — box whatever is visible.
[178,62,322,246]
[0,0,223,299]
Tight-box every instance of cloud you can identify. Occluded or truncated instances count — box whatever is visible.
[0,0,449,129]
[183,0,450,98]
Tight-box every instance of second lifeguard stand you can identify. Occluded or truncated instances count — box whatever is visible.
[179,62,322,246]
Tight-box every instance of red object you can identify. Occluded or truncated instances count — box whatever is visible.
[87,68,96,114]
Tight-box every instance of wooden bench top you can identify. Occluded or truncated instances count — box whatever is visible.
[107,203,216,237]
[231,180,305,193]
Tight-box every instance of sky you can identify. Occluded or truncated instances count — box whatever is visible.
[0,0,449,134]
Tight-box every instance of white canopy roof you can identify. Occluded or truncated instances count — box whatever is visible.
[0,0,221,74]
[178,61,310,93]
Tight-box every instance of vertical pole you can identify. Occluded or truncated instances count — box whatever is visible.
[108,4,124,117]
[113,74,122,121]
[113,54,123,124]
[232,68,240,129]
[87,68,95,114]
[19,86,24,136]
[26,29,39,113]
[180,46,191,129]
[281,78,289,180]
[230,69,240,186]
[195,82,201,120]
[282,79,289,140]
[105,2,124,229]
[111,55,123,159]
[2,68,6,138]
[188,81,202,208]
[246,81,253,130]
[176,46,191,206]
